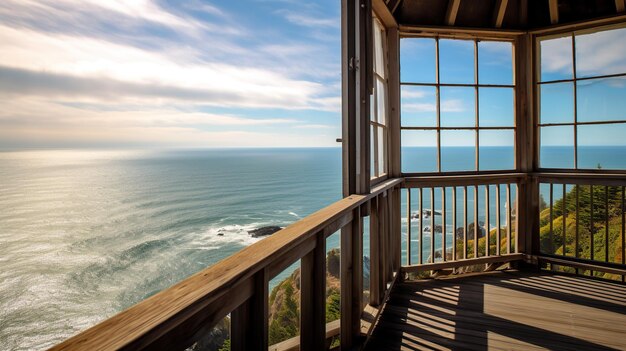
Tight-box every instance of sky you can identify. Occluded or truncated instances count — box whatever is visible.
[400,29,626,147]
[1,2,624,150]
[0,0,341,149]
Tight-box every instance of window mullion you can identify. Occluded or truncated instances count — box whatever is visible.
[572,34,578,170]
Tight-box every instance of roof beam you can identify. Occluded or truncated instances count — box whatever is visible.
[374,0,398,28]
[617,0,626,13]
[445,0,461,26]
[519,0,528,27]
[549,0,559,24]
[386,0,402,14]
[493,0,509,28]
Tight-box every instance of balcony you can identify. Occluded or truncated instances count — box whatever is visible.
[50,1,626,350]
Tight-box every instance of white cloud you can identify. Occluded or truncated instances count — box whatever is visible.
[401,87,429,99]
[575,28,626,77]
[0,0,342,148]
[402,98,465,113]
[293,124,335,129]
[0,24,337,110]
[401,102,436,113]
[0,97,331,147]
[278,10,339,28]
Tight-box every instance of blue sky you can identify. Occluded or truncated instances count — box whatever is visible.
[0,0,341,148]
[400,30,626,147]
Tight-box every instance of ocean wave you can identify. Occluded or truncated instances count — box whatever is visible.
[188,223,264,249]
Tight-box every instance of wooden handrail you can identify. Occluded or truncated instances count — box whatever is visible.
[404,173,527,188]
[50,177,403,351]
[534,172,626,186]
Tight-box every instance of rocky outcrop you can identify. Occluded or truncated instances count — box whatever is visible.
[248,226,282,237]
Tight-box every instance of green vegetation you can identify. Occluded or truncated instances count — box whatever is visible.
[217,340,230,351]
[268,271,300,345]
[454,223,517,261]
[267,248,344,346]
[539,185,624,280]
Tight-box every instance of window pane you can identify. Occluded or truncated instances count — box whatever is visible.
[370,124,375,176]
[540,82,574,124]
[575,27,626,78]
[479,87,514,127]
[540,36,573,82]
[376,78,386,125]
[440,87,475,127]
[441,130,475,172]
[540,126,574,168]
[578,123,626,170]
[577,76,626,123]
[373,20,385,77]
[377,127,386,175]
[440,39,474,84]
[479,130,514,170]
[400,38,436,83]
[401,130,437,173]
[478,41,513,85]
[370,90,376,122]
[401,85,437,127]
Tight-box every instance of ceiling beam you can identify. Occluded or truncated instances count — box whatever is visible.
[445,0,461,26]
[374,0,398,28]
[519,0,528,27]
[549,0,559,24]
[493,0,509,28]
[617,0,626,13]
[386,0,402,14]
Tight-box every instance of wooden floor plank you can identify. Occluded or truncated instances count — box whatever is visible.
[365,270,626,351]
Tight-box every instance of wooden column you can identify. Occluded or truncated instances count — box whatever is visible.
[369,196,381,306]
[341,207,363,349]
[515,33,539,256]
[387,26,401,178]
[393,187,401,272]
[342,0,372,197]
[231,269,269,351]
[300,235,326,351]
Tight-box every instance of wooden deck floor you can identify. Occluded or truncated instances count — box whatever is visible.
[364,270,626,351]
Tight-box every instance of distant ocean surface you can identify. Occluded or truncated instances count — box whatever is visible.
[0,148,341,350]
[1,146,624,350]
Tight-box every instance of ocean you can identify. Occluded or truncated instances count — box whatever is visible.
[1,146,624,350]
[0,148,341,350]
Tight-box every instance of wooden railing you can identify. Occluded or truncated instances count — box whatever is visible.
[397,172,626,282]
[400,174,526,273]
[534,173,626,282]
[50,178,403,351]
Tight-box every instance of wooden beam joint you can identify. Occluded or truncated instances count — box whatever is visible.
[445,0,461,26]
[549,0,559,25]
[493,0,509,28]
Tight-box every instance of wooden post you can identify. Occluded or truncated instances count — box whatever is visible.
[370,196,381,306]
[515,33,539,257]
[386,190,394,280]
[393,187,401,272]
[379,192,387,290]
[342,0,371,197]
[340,207,363,349]
[231,269,269,351]
[300,235,326,351]
[387,27,401,178]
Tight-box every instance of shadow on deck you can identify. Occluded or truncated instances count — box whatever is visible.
[365,270,626,351]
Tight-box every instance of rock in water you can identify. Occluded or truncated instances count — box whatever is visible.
[248,226,283,237]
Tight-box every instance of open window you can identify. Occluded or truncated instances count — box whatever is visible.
[370,17,389,180]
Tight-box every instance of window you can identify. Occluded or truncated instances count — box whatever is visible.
[371,18,388,179]
[538,26,626,170]
[400,37,515,173]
